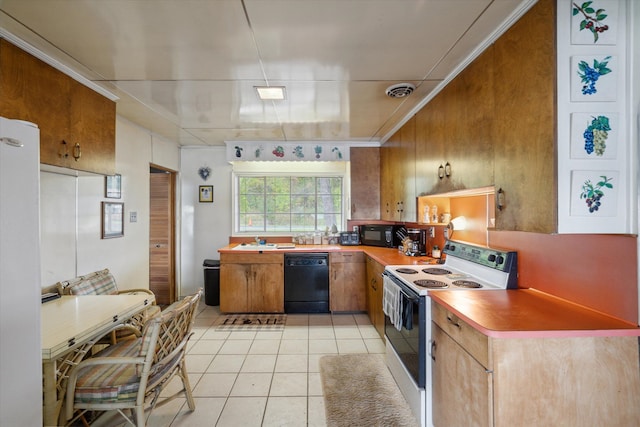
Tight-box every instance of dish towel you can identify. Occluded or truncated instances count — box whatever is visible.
[382,275,403,331]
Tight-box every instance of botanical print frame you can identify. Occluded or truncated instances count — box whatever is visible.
[571,0,619,45]
[199,185,213,203]
[570,55,617,102]
[570,170,618,217]
[570,112,618,159]
[105,174,122,199]
[101,202,124,239]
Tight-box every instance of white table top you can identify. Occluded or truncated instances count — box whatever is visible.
[41,294,154,360]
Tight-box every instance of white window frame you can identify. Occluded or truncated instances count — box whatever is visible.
[232,171,348,236]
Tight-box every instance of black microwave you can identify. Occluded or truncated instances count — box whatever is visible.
[359,224,402,248]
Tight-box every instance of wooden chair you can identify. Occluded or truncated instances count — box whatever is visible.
[64,289,202,426]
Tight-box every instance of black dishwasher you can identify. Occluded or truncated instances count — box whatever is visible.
[284,253,329,313]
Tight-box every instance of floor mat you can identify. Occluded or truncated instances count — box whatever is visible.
[320,354,419,427]
[214,314,286,331]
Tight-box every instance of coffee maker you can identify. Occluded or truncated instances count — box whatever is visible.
[406,228,427,256]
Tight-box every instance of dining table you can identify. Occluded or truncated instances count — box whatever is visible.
[41,293,155,426]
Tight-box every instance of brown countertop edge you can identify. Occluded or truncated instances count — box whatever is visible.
[218,244,436,266]
[429,289,640,338]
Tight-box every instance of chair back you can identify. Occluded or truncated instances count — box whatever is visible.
[144,290,202,388]
[63,268,119,295]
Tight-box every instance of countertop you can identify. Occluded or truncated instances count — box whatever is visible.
[429,288,640,338]
[219,243,640,338]
[218,243,436,266]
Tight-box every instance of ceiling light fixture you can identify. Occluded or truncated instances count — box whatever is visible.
[255,86,286,100]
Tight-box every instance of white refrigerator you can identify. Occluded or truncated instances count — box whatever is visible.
[0,117,42,426]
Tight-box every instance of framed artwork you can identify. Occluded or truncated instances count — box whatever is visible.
[570,55,617,102]
[569,170,618,217]
[101,202,124,238]
[105,174,122,199]
[199,185,213,203]
[570,112,618,159]
[571,0,619,45]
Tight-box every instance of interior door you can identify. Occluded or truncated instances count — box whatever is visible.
[149,166,175,305]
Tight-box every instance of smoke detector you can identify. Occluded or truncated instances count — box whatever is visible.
[385,83,416,98]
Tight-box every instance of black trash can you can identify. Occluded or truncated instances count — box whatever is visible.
[203,259,220,306]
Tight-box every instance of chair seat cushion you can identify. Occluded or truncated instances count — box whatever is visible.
[74,339,141,404]
[73,336,184,404]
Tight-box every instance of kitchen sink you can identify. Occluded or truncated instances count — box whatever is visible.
[232,243,279,250]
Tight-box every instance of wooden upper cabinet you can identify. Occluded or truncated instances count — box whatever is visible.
[415,45,494,197]
[402,0,557,233]
[0,39,115,175]
[380,116,416,222]
[492,0,556,233]
[350,147,380,220]
[68,80,116,174]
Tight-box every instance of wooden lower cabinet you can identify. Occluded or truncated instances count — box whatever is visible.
[220,253,284,313]
[431,301,640,427]
[365,255,385,337]
[329,252,365,312]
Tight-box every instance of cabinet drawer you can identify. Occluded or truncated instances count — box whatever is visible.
[432,301,489,368]
[221,253,284,264]
[330,251,364,263]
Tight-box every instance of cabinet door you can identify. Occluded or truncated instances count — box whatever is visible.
[250,263,284,313]
[492,2,555,233]
[0,39,71,168]
[380,141,398,221]
[68,81,116,175]
[365,256,385,337]
[399,117,417,222]
[220,264,250,313]
[350,147,380,219]
[380,118,417,222]
[432,324,492,427]
[330,252,366,312]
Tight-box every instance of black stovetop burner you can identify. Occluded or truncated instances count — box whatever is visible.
[422,268,451,275]
[395,268,418,274]
[452,280,482,289]
[414,279,448,289]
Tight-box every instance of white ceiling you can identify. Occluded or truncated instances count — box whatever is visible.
[0,0,535,147]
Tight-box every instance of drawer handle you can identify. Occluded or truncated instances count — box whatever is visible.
[431,340,437,361]
[447,315,461,329]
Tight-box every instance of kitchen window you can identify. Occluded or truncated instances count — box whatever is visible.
[235,175,343,234]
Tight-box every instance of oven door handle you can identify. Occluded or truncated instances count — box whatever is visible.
[400,291,420,304]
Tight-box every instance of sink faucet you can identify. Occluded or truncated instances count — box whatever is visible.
[255,236,261,244]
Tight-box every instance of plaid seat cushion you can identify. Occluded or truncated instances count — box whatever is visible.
[73,339,141,404]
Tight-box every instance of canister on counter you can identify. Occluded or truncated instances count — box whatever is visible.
[432,245,441,258]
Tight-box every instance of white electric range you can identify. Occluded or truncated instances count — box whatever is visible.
[382,239,518,427]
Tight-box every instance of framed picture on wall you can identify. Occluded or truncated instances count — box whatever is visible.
[199,185,213,203]
[102,202,124,238]
[105,174,122,198]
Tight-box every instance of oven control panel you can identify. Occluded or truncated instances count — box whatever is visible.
[443,240,517,273]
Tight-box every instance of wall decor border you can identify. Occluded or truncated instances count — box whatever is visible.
[225,141,349,162]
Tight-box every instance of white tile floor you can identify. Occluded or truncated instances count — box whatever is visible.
[95,304,386,427]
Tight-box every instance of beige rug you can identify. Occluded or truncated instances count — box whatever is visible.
[319,354,419,427]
